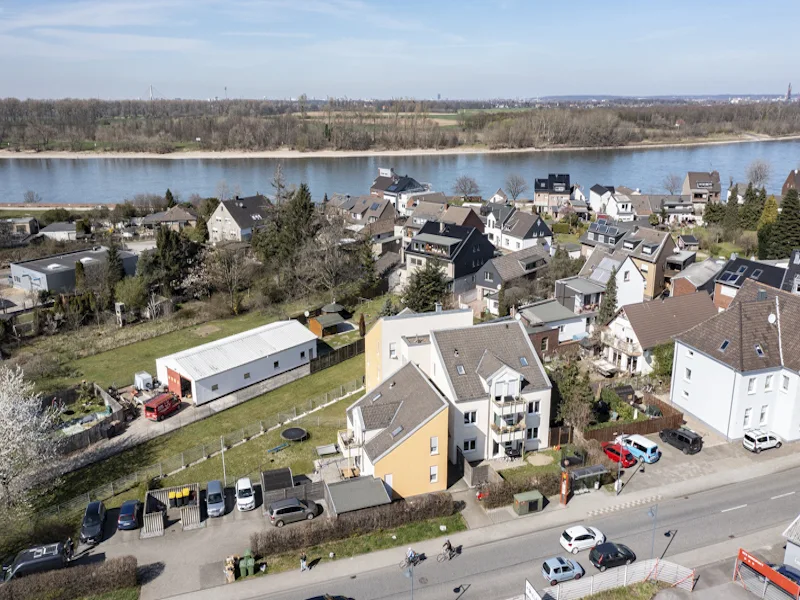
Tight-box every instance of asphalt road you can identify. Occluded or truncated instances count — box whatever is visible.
[260,467,800,600]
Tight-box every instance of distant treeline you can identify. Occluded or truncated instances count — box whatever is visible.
[1,98,799,153]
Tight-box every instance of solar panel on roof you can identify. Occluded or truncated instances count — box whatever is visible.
[607,227,618,236]
[370,202,380,211]
[597,225,608,234]
[597,219,607,225]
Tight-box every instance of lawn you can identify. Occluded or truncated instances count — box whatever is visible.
[587,582,665,600]
[159,401,349,489]
[498,448,569,486]
[323,294,394,349]
[38,356,365,510]
[247,513,466,577]
[555,232,581,245]
[79,589,140,600]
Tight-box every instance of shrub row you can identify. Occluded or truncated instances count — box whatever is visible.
[0,556,137,600]
[552,223,571,234]
[250,493,456,557]
[484,471,561,509]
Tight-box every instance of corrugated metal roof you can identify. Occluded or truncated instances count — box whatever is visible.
[162,320,316,380]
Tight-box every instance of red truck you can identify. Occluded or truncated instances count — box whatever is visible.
[144,393,181,422]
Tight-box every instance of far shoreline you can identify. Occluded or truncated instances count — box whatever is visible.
[2,134,800,161]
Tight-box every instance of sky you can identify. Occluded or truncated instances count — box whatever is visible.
[1,0,797,100]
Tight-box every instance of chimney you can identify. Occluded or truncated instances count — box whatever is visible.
[435,302,443,313]
[730,253,738,260]
[234,195,239,201]
[439,222,446,234]
[454,348,459,357]
[757,289,767,302]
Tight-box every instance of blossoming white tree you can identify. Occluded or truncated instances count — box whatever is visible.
[0,366,62,506]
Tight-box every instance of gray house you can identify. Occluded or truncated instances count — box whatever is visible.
[209,194,272,244]
[10,247,138,293]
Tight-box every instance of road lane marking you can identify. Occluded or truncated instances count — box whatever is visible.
[721,504,747,513]
[771,492,796,500]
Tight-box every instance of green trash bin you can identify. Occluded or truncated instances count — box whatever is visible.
[238,559,247,579]
[243,549,252,559]
[246,557,255,577]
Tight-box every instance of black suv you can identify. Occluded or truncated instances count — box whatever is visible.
[660,427,703,454]
[589,542,636,572]
[80,501,107,545]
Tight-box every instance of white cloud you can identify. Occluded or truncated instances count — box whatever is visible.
[220,31,313,38]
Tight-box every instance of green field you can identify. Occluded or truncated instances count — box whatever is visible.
[39,356,365,510]
[79,589,140,600]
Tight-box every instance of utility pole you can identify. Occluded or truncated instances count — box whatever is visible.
[648,504,659,559]
[149,85,153,101]
[221,436,227,486]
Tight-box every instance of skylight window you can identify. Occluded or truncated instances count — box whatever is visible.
[737,266,747,275]
[755,344,765,357]
[390,426,404,438]
[719,340,730,352]
[371,393,382,403]
[456,365,466,376]
[751,269,763,280]
[520,357,529,367]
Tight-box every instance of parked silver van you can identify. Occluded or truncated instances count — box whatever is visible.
[206,480,226,518]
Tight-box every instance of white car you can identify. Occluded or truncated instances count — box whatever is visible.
[235,477,256,512]
[742,429,782,453]
[559,526,605,554]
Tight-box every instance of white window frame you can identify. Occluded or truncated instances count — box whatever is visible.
[765,374,774,391]
[748,377,756,394]
[430,436,439,456]
[759,404,768,426]
[684,367,692,382]
[682,389,689,399]
[743,407,752,428]
[429,465,438,484]
[464,411,477,425]
[687,349,694,358]
[389,342,397,359]
[624,271,630,282]
[463,438,476,452]
[782,375,790,392]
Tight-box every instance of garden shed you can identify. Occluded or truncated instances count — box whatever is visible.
[324,476,391,518]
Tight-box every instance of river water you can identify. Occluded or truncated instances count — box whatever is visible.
[2,140,799,205]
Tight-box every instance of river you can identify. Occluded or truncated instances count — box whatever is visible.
[2,140,799,205]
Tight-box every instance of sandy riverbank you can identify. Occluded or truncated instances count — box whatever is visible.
[2,134,800,160]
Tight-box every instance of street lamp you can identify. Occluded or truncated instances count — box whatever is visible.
[403,563,414,599]
[613,428,623,495]
[648,504,659,560]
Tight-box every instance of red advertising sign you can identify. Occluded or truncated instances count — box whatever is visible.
[738,549,800,598]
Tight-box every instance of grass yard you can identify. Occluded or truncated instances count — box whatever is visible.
[159,401,348,489]
[38,356,365,510]
[78,589,140,600]
[323,294,393,349]
[555,232,581,245]
[247,514,466,577]
[498,448,570,485]
[588,582,666,600]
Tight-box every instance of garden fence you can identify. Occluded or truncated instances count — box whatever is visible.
[37,378,362,520]
[310,338,365,373]
[581,396,683,443]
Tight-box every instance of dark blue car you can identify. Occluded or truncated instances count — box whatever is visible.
[117,500,141,531]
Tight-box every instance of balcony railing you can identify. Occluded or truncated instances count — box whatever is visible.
[337,429,361,458]
[577,303,599,314]
[490,420,526,435]
[490,420,526,442]
[492,396,527,417]
[600,331,642,356]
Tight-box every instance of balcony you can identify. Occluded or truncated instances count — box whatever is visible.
[492,396,527,417]
[490,419,526,443]
[337,429,361,459]
[600,331,642,357]
[577,303,599,315]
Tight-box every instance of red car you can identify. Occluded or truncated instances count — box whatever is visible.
[601,442,637,468]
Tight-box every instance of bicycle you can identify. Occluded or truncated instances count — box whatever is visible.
[399,554,421,569]
[437,548,455,563]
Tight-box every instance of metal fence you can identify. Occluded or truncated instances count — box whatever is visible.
[310,338,365,373]
[539,559,695,600]
[37,378,363,519]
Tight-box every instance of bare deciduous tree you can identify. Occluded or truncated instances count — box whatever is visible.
[23,190,42,204]
[296,216,357,300]
[206,246,257,314]
[215,179,231,201]
[662,173,682,195]
[453,175,480,199]
[0,366,62,506]
[504,174,528,201]
[747,159,772,188]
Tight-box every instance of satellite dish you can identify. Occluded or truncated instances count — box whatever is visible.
[304,310,310,318]
[768,313,777,325]
[515,313,522,321]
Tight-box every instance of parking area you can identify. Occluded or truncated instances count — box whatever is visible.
[618,432,799,494]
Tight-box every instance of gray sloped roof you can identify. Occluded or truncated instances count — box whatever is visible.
[622,292,717,350]
[325,477,392,515]
[503,212,553,240]
[40,222,76,232]
[430,320,550,402]
[475,350,513,381]
[488,245,550,283]
[347,362,447,463]
[521,299,581,325]
[672,258,725,288]
[222,195,273,229]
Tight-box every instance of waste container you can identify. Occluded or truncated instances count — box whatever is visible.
[182,487,191,505]
[512,490,544,515]
[176,491,184,507]
[238,558,247,579]
[246,557,255,577]
[168,491,176,508]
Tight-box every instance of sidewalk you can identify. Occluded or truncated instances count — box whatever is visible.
[166,446,800,600]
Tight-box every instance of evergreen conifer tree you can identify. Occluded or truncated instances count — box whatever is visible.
[597,267,618,324]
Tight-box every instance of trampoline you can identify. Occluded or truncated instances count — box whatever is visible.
[281,427,309,442]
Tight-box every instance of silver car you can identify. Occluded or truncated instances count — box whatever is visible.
[542,556,584,585]
[206,480,225,518]
[742,429,782,453]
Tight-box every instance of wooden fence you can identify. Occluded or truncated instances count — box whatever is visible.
[310,338,365,373]
[581,395,683,443]
[549,426,574,447]
[262,480,325,508]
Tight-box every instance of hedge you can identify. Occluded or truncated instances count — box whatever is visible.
[0,556,137,600]
[251,493,456,557]
[552,223,571,234]
[484,471,561,509]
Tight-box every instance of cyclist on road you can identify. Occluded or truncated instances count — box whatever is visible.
[442,539,454,559]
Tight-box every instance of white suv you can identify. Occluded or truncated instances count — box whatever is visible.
[235,477,256,511]
[742,429,782,453]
